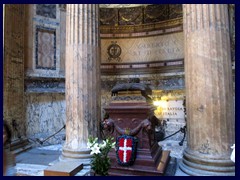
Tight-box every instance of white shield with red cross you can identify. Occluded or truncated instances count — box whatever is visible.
[116,135,137,166]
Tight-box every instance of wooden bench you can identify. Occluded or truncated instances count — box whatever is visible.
[44,161,83,176]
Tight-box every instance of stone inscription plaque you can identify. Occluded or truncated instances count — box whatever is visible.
[101,32,183,63]
[154,100,184,119]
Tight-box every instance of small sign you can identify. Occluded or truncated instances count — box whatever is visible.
[154,100,184,119]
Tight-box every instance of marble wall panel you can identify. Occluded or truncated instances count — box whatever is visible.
[25,93,66,145]
[25,4,64,78]
[164,121,186,141]
[35,26,56,70]
[36,4,56,19]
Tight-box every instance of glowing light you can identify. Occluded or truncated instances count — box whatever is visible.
[153,100,167,107]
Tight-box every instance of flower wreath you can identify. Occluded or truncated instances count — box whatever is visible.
[116,135,138,166]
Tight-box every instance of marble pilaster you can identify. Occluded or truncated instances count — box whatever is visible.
[3,4,4,49]
[179,4,235,175]
[60,4,100,164]
[4,5,25,140]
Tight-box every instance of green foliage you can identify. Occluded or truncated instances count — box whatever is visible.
[87,136,115,176]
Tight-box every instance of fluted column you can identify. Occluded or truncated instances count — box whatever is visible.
[180,4,235,175]
[60,4,100,165]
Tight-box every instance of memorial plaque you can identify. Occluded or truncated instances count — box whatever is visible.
[154,100,184,119]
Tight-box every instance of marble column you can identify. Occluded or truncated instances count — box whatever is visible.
[60,4,101,164]
[179,4,235,176]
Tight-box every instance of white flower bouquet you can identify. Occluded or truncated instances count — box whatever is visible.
[87,136,116,176]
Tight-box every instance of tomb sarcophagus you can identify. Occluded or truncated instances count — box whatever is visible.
[103,80,170,176]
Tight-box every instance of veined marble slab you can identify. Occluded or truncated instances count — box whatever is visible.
[37,144,63,151]
[15,163,47,176]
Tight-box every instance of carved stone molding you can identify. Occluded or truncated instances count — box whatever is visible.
[101,59,184,75]
[24,77,65,93]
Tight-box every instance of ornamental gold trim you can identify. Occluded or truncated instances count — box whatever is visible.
[100,18,183,34]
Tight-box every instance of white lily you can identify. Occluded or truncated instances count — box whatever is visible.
[230,144,235,163]
[100,140,107,149]
[87,141,92,149]
[93,137,98,144]
[90,143,101,155]
[111,142,116,148]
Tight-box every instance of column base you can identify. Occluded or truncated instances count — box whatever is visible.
[59,148,92,165]
[179,149,235,176]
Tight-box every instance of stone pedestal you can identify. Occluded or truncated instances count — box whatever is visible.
[104,98,170,176]
[180,4,235,176]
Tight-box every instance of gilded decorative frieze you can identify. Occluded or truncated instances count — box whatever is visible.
[168,4,183,19]
[100,4,183,34]
[100,8,117,25]
[144,4,169,23]
[119,7,142,25]
[100,18,182,34]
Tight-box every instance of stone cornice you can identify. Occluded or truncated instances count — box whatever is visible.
[24,77,65,93]
[100,18,183,35]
